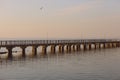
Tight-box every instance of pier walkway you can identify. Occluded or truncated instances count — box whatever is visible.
[0,39,119,59]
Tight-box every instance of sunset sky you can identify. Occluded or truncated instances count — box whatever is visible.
[0,0,120,39]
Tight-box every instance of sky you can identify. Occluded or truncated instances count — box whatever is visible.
[0,0,120,39]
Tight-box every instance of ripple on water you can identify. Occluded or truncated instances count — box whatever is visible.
[0,48,120,80]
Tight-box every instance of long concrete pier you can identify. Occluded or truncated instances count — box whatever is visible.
[0,39,120,59]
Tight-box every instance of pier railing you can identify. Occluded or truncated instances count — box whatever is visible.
[0,39,119,46]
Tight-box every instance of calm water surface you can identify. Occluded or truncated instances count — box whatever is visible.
[0,48,120,80]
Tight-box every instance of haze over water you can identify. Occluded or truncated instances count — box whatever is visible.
[0,48,120,80]
[0,0,120,80]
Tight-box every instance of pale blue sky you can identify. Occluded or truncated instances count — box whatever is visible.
[0,0,120,39]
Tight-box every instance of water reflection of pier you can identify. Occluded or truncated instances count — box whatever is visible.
[0,39,119,60]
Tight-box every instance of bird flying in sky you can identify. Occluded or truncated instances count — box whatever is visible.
[40,6,44,10]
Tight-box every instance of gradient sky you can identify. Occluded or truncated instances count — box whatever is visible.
[0,0,120,39]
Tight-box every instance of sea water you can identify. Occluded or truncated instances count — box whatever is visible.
[0,48,120,80]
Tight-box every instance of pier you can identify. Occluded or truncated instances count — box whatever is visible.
[0,39,120,59]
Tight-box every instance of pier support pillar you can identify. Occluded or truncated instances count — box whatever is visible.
[119,43,120,47]
[66,45,71,52]
[68,45,71,52]
[115,43,117,47]
[66,45,69,52]
[89,44,91,50]
[51,45,56,54]
[103,43,105,49]
[77,45,80,51]
[104,43,108,48]
[72,45,75,51]
[95,43,100,49]
[42,46,47,55]
[66,45,68,52]
[76,45,78,51]
[21,46,26,58]
[107,43,111,48]
[111,43,114,48]
[59,45,64,53]
[117,43,119,47]
[83,44,87,51]
[110,43,112,48]
[7,47,13,60]
[94,44,97,49]
[98,43,101,49]
[32,46,38,57]
[109,43,112,48]
[113,43,116,48]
